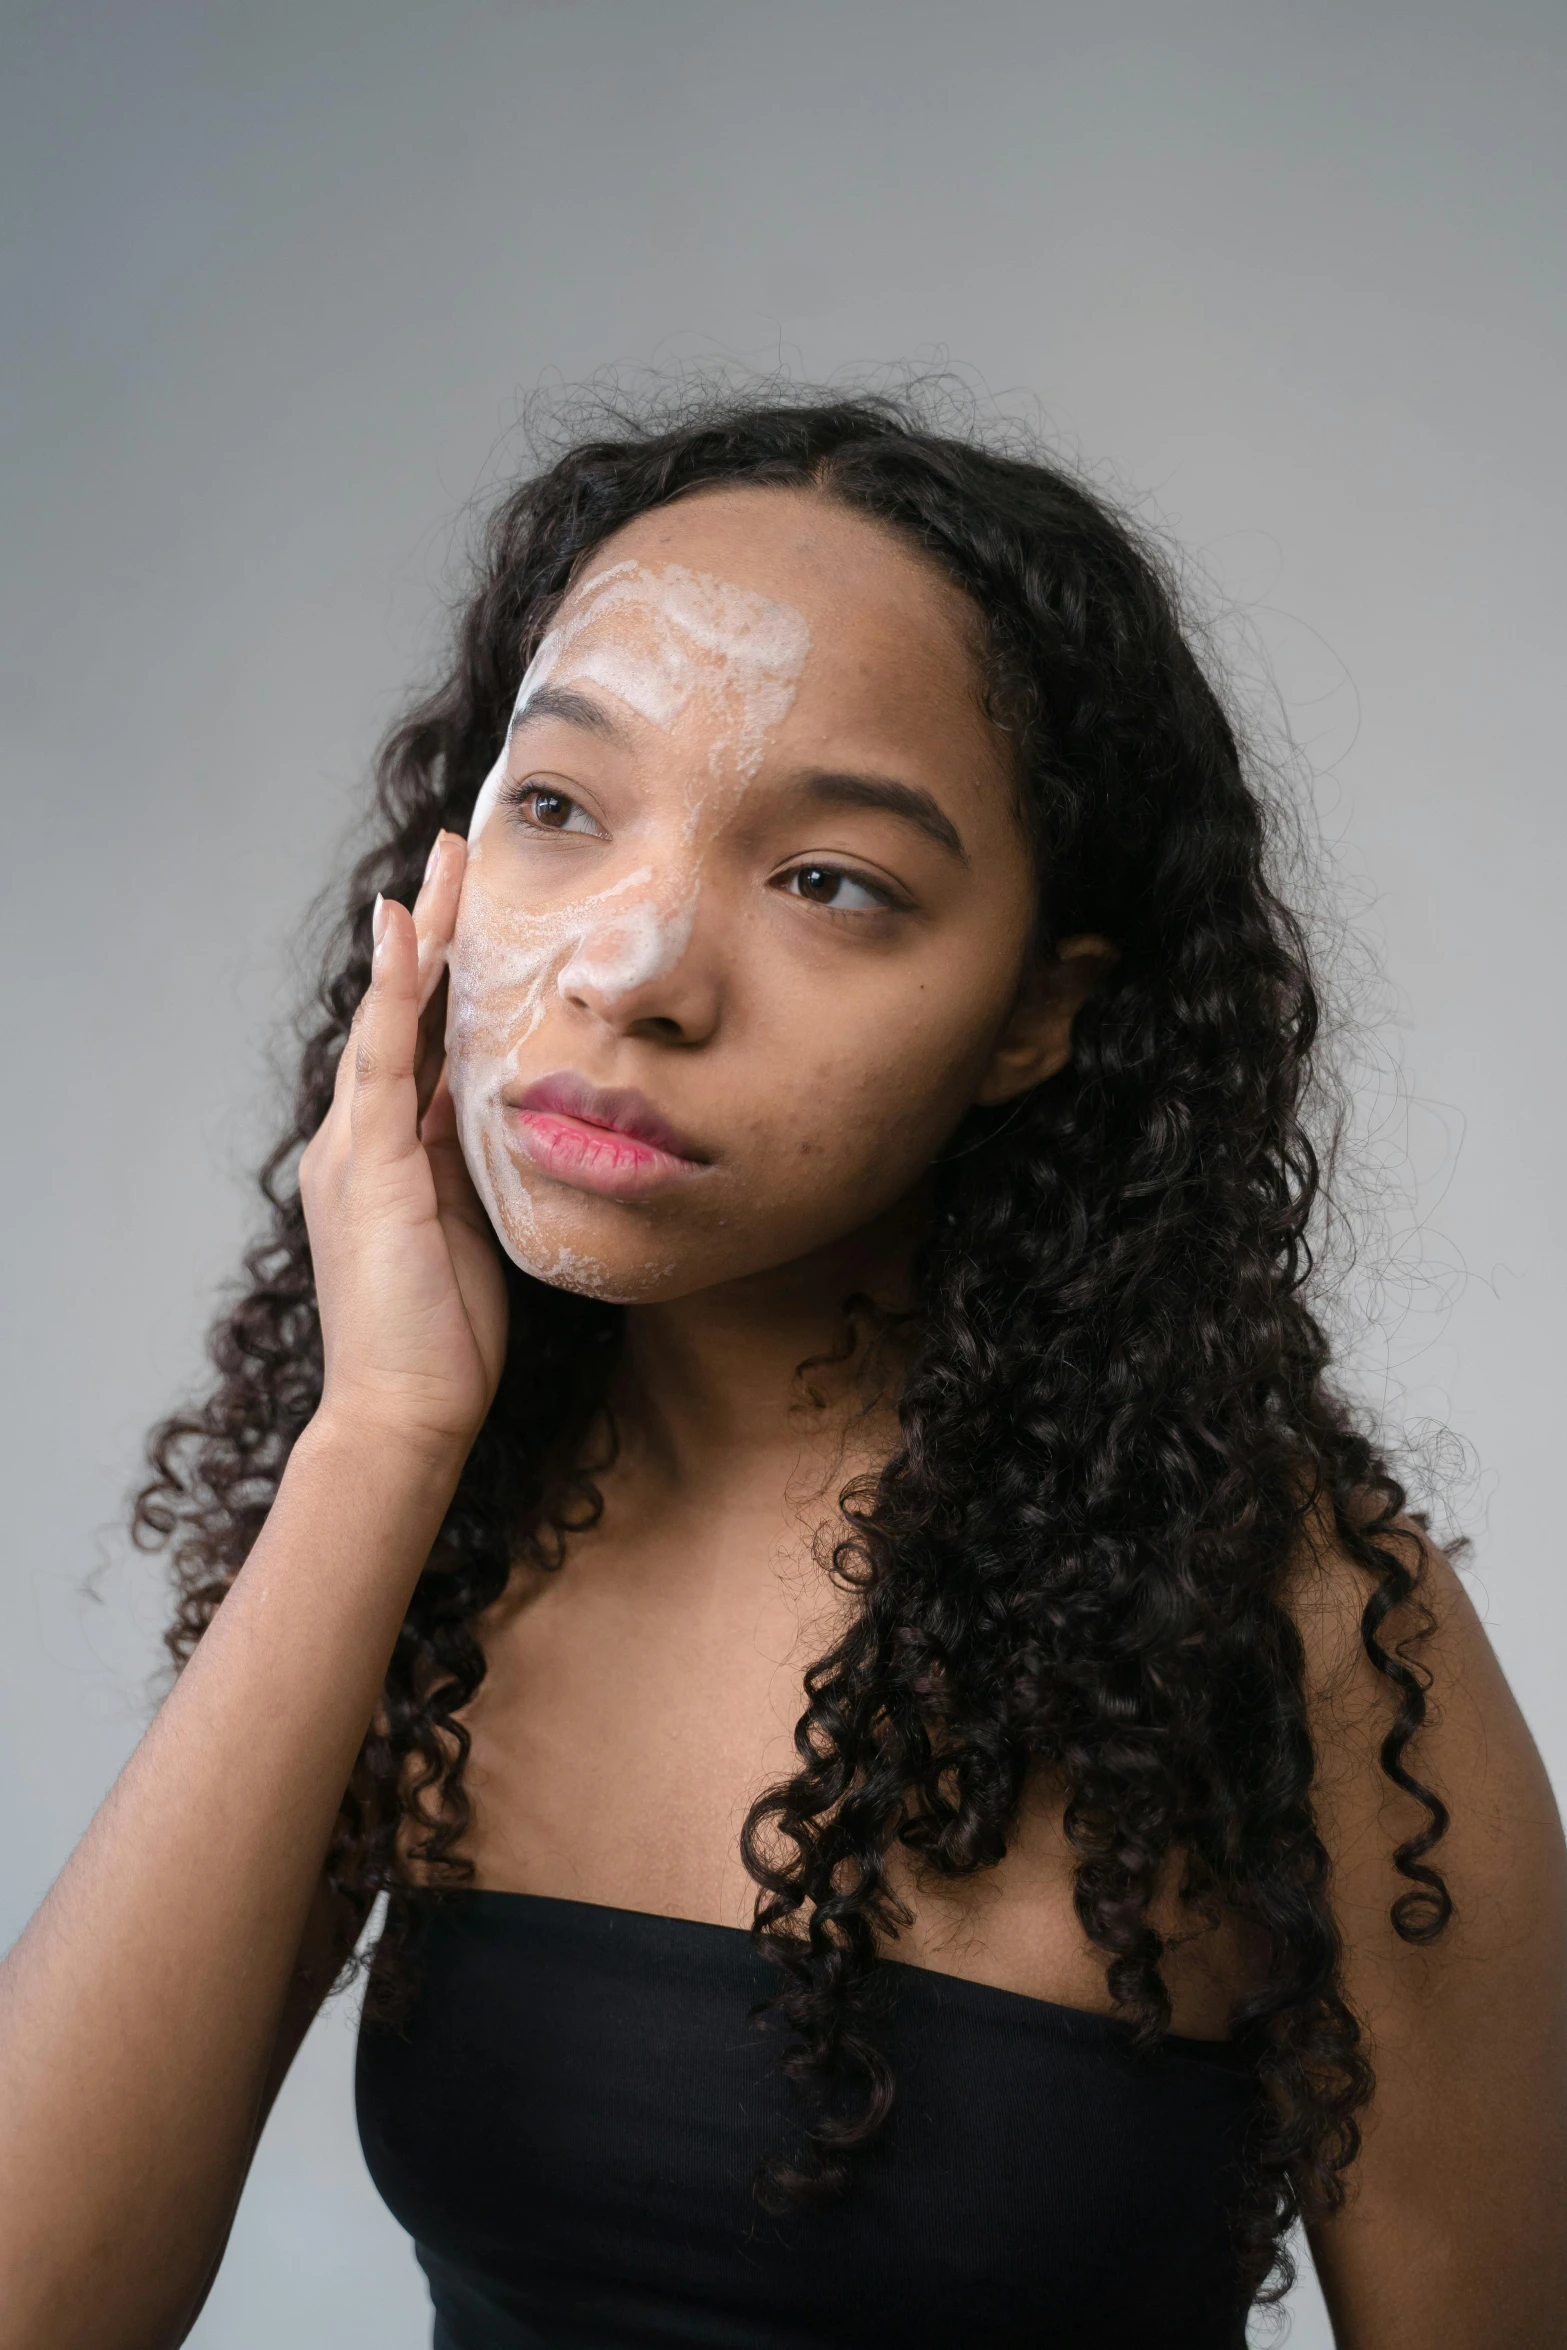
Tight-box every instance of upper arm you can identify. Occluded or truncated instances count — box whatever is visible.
[1294,1527,1567,2349]
[180,1872,368,2339]
[253,1870,369,2129]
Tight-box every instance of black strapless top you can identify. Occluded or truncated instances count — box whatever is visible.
[356,1890,1261,2349]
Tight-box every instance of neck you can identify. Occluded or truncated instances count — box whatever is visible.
[611,1200,923,1493]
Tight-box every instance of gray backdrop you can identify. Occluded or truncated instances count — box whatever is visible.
[4,5,1563,2344]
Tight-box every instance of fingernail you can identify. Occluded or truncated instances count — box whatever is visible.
[372,892,388,950]
[422,835,443,886]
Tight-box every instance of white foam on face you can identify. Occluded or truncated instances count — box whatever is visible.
[554,890,697,1004]
[464,559,812,844]
[446,558,811,1296]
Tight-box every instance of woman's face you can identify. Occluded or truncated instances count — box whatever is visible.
[446,486,1079,1305]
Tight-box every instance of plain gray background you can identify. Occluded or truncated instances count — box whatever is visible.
[4,3,1563,2343]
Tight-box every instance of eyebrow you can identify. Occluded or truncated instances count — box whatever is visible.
[508,687,968,863]
[797,771,969,863]
[508,682,632,745]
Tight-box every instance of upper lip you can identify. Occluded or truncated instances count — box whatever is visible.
[504,1071,710,1165]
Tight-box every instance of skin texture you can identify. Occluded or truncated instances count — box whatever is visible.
[0,488,1562,2349]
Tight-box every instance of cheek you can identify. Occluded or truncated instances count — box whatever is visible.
[740,987,999,1188]
[445,878,558,1061]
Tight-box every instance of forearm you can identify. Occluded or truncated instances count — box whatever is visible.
[0,1415,462,2350]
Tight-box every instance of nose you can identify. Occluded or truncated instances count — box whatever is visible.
[555,889,721,1044]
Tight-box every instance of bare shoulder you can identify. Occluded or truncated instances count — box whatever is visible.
[1285,1515,1563,1959]
[1285,1512,1567,2349]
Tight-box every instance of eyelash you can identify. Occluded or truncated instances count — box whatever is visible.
[505,782,902,916]
[504,781,605,836]
[775,862,901,915]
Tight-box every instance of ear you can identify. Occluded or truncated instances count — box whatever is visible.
[973,935,1119,1106]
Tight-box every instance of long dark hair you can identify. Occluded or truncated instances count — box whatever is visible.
[134,386,1451,2303]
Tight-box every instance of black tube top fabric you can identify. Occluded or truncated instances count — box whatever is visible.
[355,1890,1261,2350]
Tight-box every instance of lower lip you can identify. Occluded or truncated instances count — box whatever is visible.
[507,1108,708,1200]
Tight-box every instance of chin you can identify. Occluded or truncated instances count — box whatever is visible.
[481,1178,695,1305]
[519,1245,681,1308]
[485,1201,677,1306]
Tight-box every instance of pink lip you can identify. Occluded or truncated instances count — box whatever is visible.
[502,1071,711,1201]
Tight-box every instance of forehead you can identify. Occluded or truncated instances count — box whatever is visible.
[549,486,990,724]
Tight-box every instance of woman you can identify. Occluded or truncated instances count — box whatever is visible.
[2,393,1562,2350]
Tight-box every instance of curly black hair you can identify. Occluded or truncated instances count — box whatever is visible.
[133,386,1451,2306]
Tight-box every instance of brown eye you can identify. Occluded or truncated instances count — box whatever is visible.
[783,863,891,912]
[509,781,603,837]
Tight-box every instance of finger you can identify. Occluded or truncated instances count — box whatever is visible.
[325,995,367,1124]
[423,1068,493,1235]
[313,886,405,1149]
[349,894,422,1156]
[413,832,467,1015]
[419,1062,457,1149]
[414,969,450,1123]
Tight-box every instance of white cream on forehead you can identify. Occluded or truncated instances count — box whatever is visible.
[445,557,812,1295]
[466,557,813,844]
